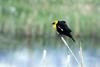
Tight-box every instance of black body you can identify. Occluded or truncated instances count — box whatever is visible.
[56,21,75,42]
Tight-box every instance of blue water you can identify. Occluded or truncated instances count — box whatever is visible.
[0,48,100,67]
[0,37,100,67]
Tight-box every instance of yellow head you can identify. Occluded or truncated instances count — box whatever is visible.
[52,20,58,30]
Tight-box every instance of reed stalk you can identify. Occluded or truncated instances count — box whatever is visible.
[79,42,84,67]
[61,36,80,66]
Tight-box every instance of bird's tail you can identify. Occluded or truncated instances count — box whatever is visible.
[71,37,75,42]
[68,34,75,42]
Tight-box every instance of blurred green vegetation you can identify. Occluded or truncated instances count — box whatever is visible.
[0,1,100,66]
[0,0,100,59]
[0,0,100,39]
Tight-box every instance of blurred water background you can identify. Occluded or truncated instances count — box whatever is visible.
[0,0,100,67]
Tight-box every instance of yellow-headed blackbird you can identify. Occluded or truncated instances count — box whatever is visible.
[52,20,75,42]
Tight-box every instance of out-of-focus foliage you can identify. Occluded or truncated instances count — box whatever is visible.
[0,0,100,38]
[0,1,100,67]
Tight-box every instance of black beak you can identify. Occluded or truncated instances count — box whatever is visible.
[52,22,55,25]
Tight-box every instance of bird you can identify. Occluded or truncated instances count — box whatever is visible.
[52,20,75,42]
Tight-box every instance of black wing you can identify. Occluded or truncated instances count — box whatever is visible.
[58,21,71,33]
